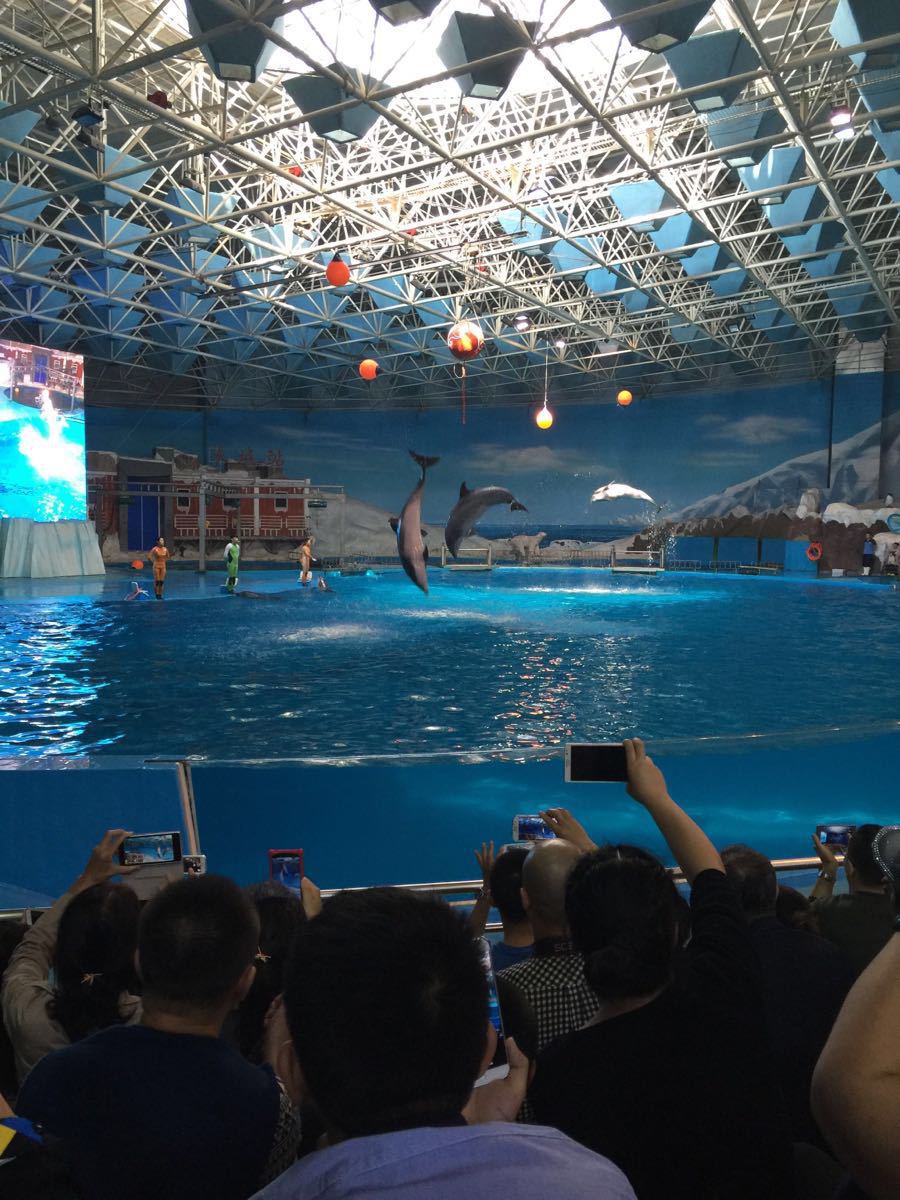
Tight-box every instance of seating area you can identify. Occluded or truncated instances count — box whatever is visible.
[1,744,897,1200]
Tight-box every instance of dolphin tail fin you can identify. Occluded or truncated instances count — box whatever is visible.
[388,517,399,533]
[410,450,440,474]
[510,501,527,512]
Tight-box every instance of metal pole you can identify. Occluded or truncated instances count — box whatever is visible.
[339,490,346,567]
[198,477,207,574]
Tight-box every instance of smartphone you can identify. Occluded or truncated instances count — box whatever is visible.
[183,854,206,877]
[512,815,555,843]
[118,831,182,867]
[118,832,184,900]
[565,742,628,783]
[816,823,856,850]
[268,849,304,890]
[474,937,509,1087]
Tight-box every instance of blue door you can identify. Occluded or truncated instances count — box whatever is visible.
[127,479,161,550]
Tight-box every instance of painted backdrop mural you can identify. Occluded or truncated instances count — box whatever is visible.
[87,374,897,536]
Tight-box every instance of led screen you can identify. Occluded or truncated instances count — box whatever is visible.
[0,338,86,521]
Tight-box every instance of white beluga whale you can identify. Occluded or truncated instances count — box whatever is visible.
[591,481,657,506]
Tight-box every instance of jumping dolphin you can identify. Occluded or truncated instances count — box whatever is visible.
[445,483,527,558]
[390,450,440,593]
[591,481,657,505]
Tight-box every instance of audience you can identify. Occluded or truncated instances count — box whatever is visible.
[254,886,636,1199]
[531,739,793,1200]
[16,870,298,1200]
[470,843,533,970]
[0,767,891,1200]
[720,843,854,1146]
[811,825,894,975]
[1,830,141,1088]
[812,826,900,1200]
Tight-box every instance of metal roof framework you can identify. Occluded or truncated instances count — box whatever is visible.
[0,0,897,411]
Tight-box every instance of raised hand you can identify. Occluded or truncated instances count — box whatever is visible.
[75,829,135,891]
[624,737,670,809]
[538,808,596,852]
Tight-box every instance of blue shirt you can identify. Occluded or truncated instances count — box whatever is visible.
[252,1122,635,1200]
[490,941,533,972]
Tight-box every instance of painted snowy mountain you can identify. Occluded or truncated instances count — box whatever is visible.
[669,419,892,521]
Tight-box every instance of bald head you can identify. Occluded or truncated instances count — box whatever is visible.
[522,839,583,935]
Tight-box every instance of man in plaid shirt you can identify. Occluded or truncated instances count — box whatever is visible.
[499,838,598,1055]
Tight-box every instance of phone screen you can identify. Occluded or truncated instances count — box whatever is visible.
[269,850,303,889]
[816,824,856,848]
[119,832,181,866]
[513,814,555,843]
[566,743,628,782]
[475,938,509,1086]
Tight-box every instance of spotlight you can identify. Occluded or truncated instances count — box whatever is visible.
[70,101,104,128]
[514,312,531,332]
[555,337,566,349]
[828,102,852,129]
[834,122,855,141]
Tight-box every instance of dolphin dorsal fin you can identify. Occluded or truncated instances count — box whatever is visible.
[459,482,470,498]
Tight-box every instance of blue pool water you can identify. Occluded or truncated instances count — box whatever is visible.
[1,567,898,760]
[0,566,898,890]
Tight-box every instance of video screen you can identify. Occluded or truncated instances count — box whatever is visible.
[0,337,86,522]
[270,852,303,889]
[121,832,180,866]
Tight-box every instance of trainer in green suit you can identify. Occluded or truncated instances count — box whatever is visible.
[226,536,240,592]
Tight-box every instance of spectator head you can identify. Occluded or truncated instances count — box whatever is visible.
[237,887,305,1062]
[720,844,777,919]
[138,876,259,1018]
[845,825,887,891]
[775,885,818,934]
[50,884,140,1043]
[566,846,680,1002]
[283,888,489,1138]
[521,838,582,936]
[489,847,529,927]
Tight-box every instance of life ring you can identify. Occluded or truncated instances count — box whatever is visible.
[807,542,823,562]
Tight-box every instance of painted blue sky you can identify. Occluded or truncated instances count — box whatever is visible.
[86,373,886,524]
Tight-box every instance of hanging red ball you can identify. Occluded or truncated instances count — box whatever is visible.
[617,389,633,407]
[325,254,351,287]
[447,319,484,362]
[359,358,379,381]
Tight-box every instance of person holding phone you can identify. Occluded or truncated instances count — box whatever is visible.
[811,825,894,975]
[531,739,793,1200]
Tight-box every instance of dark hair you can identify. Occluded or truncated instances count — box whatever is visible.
[0,918,27,1097]
[720,844,777,918]
[775,885,818,934]
[283,888,487,1136]
[138,876,259,1013]
[566,846,679,1001]
[846,824,886,888]
[49,885,140,1043]
[237,890,305,1062]
[489,847,528,923]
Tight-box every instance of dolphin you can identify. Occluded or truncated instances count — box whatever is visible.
[390,450,440,593]
[591,481,657,505]
[445,483,528,558]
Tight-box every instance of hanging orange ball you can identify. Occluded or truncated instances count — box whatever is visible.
[617,389,633,407]
[447,319,484,361]
[359,358,379,381]
[325,254,351,287]
[131,560,144,570]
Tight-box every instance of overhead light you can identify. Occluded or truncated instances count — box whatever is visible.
[70,101,103,128]
[437,14,538,101]
[828,102,852,129]
[368,0,441,25]
[833,123,855,141]
[555,337,566,349]
[283,64,388,144]
[514,312,531,332]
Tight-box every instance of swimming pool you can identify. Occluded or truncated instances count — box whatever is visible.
[0,566,898,889]
[0,567,897,760]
